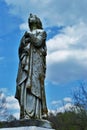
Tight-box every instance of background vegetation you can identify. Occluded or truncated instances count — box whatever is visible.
[48,83,87,130]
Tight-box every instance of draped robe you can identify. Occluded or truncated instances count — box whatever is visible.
[15,29,48,119]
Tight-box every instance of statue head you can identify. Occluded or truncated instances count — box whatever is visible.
[28,13,43,31]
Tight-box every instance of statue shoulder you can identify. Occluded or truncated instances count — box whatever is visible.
[37,29,47,38]
[22,31,30,38]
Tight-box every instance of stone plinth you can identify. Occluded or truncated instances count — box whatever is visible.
[0,126,55,130]
[0,119,55,130]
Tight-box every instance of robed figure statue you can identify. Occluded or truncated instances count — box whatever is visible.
[15,14,48,119]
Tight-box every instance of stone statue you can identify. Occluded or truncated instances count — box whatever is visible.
[15,14,48,120]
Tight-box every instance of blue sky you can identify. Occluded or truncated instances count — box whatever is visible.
[0,0,87,118]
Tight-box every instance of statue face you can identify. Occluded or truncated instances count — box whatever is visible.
[29,14,36,24]
[28,13,43,30]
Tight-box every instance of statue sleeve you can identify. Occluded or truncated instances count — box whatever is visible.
[19,32,30,60]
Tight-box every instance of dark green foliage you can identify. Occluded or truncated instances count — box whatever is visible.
[48,83,87,130]
[48,111,87,130]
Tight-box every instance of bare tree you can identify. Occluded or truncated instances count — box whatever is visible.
[72,82,87,130]
[73,82,87,110]
[0,91,16,121]
[0,91,7,121]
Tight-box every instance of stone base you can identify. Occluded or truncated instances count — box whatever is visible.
[0,126,55,130]
[0,119,55,130]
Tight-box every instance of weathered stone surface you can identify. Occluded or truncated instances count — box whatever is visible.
[15,13,48,120]
[0,119,54,129]
[0,126,55,130]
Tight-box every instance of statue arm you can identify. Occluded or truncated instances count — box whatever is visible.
[19,32,31,59]
[18,32,31,69]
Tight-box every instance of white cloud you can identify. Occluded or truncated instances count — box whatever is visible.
[6,96,20,110]
[6,95,20,119]
[0,88,7,93]
[4,0,87,28]
[46,22,87,83]
[0,92,5,99]
[19,22,28,31]
[0,91,20,120]
[6,96,16,102]
[51,100,61,105]
[47,50,87,66]
[48,109,57,116]
[47,22,87,53]
[57,103,73,113]
[13,112,20,119]
[51,97,72,111]
[63,97,72,103]
[50,98,73,114]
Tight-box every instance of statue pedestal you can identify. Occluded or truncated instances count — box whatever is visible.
[0,126,55,130]
[0,119,55,130]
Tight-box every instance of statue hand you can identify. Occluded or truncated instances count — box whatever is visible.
[25,38,30,43]
[24,31,31,44]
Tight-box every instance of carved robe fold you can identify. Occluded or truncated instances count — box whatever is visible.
[15,29,48,119]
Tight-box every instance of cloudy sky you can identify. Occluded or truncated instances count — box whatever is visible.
[0,0,87,119]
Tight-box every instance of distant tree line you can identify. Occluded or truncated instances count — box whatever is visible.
[48,82,87,130]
